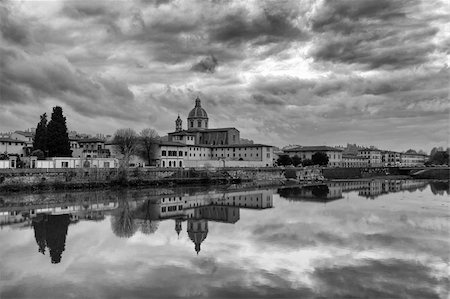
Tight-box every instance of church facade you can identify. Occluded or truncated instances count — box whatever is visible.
[158,97,273,168]
[168,97,240,146]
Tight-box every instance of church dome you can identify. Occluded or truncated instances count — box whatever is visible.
[187,219,208,254]
[188,97,208,119]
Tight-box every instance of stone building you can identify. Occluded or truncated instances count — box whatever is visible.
[168,97,240,146]
[158,97,273,168]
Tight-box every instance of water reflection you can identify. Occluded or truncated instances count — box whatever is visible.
[33,214,70,263]
[0,179,446,264]
[113,189,274,254]
[0,179,448,298]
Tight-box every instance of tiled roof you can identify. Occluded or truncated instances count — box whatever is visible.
[210,144,272,148]
[0,138,26,143]
[77,138,105,143]
[284,146,343,152]
[14,131,34,137]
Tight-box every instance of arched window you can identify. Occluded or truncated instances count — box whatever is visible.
[198,120,202,127]
[179,161,182,167]
[190,121,194,127]
[162,161,165,167]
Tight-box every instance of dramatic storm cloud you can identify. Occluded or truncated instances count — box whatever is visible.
[0,0,448,151]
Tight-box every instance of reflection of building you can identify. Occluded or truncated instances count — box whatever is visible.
[134,189,274,254]
[277,180,430,201]
[187,219,208,254]
[357,179,429,199]
[278,184,342,202]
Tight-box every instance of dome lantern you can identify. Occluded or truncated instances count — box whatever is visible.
[187,97,208,130]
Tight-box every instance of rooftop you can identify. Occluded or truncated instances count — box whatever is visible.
[77,138,105,143]
[14,131,34,138]
[284,146,343,152]
[0,138,26,143]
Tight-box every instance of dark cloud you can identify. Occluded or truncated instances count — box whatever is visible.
[309,0,441,69]
[62,2,114,19]
[0,4,31,45]
[0,46,139,121]
[311,0,408,33]
[252,94,286,106]
[210,9,307,45]
[191,55,219,73]
[312,259,447,298]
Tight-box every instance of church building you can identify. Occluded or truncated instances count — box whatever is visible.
[168,97,240,146]
[158,97,274,168]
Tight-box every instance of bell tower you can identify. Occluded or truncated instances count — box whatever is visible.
[175,115,182,132]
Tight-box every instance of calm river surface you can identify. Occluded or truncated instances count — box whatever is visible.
[1,180,449,299]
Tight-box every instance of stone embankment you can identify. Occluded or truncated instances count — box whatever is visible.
[0,167,289,193]
[0,166,447,193]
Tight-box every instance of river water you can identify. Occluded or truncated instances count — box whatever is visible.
[0,180,449,299]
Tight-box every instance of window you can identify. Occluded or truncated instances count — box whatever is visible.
[61,162,69,168]
[104,162,110,168]
[190,121,194,127]
[178,151,183,156]
[198,121,202,127]
[162,150,167,156]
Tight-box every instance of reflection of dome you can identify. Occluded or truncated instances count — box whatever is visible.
[188,98,208,119]
[187,219,208,254]
[175,219,183,237]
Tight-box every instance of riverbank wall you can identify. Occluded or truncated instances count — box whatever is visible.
[0,167,287,193]
[0,166,447,193]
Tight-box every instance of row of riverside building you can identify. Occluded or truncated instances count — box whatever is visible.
[0,98,427,169]
[282,146,428,168]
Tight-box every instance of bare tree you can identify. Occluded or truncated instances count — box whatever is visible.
[138,128,160,166]
[113,129,138,180]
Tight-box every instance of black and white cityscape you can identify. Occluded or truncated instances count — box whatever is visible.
[0,1,449,298]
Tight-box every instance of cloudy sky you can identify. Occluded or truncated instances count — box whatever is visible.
[0,0,449,152]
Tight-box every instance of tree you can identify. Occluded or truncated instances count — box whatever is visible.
[47,107,72,157]
[111,197,138,238]
[428,151,449,166]
[30,149,45,160]
[291,155,302,167]
[33,113,48,155]
[138,128,160,166]
[276,155,292,166]
[113,128,138,181]
[312,152,329,166]
[302,159,314,166]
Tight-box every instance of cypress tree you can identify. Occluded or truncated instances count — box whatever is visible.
[47,106,72,157]
[33,113,48,155]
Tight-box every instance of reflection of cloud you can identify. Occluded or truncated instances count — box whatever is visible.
[0,184,449,298]
[311,259,448,298]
